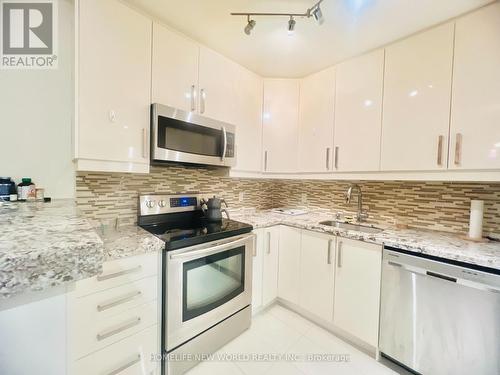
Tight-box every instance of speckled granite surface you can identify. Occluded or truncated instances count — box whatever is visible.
[96,224,164,261]
[0,200,105,299]
[230,209,500,270]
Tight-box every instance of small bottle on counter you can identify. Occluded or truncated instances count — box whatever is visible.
[0,177,16,201]
[18,178,35,201]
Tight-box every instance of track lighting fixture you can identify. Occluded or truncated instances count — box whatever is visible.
[244,16,256,35]
[288,16,296,33]
[231,0,325,36]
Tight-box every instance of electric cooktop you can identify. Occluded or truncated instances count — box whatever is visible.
[137,194,253,251]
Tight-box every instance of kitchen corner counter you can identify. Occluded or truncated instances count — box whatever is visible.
[96,224,164,261]
[230,209,500,271]
[0,200,165,300]
[0,200,104,299]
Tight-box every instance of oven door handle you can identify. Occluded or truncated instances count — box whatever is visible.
[169,234,254,260]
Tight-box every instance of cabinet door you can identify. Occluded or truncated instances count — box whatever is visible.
[233,68,263,172]
[262,226,280,306]
[450,3,500,170]
[299,231,335,322]
[334,50,384,172]
[381,23,454,171]
[278,226,301,304]
[333,238,382,347]
[78,0,151,172]
[152,23,199,113]
[298,67,335,172]
[198,47,239,124]
[262,80,300,173]
[251,229,264,314]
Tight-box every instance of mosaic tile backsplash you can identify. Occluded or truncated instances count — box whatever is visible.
[76,165,500,235]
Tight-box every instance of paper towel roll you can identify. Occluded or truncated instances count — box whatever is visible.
[468,200,484,240]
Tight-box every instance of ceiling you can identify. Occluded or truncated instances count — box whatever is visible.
[125,0,494,78]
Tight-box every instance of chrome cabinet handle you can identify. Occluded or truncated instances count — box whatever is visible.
[97,291,142,312]
[327,239,333,265]
[267,232,271,254]
[337,240,342,268]
[437,135,444,166]
[106,355,141,375]
[200,88,206,114]
[326,148,331,170]
[190,85,196,111]
[96,317,141,341]
[334,146,339,169]
[97,265,142,282]
[264,151,268,171]
[221,126,227,161]
[454,133,462,166]
[142,128,148,159]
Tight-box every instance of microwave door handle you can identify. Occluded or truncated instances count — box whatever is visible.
[221,126,227,162]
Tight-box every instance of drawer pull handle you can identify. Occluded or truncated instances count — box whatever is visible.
[96,317,141,341]
[97,291,142,312]
[106,354,141,375]
[97,265,142,282]
[337,240,343,268]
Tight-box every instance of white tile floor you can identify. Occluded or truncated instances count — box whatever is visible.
[186,304,399,375]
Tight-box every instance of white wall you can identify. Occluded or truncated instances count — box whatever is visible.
[0,0,75,199]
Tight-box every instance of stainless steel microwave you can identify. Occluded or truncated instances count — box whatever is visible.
[151,103,236,167]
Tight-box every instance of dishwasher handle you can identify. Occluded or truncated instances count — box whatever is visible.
[386,259,500,293]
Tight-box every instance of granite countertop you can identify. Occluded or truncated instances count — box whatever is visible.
[0,200,165,300]
[230,209,500,271]
[0,200,105,299]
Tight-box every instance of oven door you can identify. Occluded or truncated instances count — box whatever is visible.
[152,103,235,167]
[165,233,253,351]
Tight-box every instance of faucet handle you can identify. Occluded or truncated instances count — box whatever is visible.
[335,211,344,221]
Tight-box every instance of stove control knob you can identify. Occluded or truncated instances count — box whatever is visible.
[145,200,156,208]
[158,200,167,208]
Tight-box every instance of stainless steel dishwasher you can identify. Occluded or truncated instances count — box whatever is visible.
[379,247,500,375]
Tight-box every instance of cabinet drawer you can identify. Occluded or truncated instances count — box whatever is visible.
[72,300,158,360]
[72,325,158,375]
[71,276,158,324]
[75,253,159,297]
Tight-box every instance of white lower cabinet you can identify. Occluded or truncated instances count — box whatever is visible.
[68,252,160,374]
[298,230,335,322]
[72,325,158,375]
[333,238,382,347]
[251,229,264,313]
[262,226,280,306]
[277,226,301,305]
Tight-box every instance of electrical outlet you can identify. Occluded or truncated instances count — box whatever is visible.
[301,193,307,204]
[238,192,244,202]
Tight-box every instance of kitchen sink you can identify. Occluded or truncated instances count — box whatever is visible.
[319,220,383,234]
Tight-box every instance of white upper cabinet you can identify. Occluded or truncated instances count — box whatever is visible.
[334,50,384,172]
[381,23,454,171]
[298,67,336,173]
[198,47,239,124]
[262,79,300,173]
[77,0,151,173]
[233,68,263,172]
[450,3,500,170]
[152,23,199,113]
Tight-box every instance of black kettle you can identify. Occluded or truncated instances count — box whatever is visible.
[200,196,230,222]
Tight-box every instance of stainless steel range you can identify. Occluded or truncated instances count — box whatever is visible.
[138,194,254,375]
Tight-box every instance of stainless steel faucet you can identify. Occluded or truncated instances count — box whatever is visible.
[344,184,368,222]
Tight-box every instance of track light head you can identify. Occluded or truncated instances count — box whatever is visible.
[288,16,296,34]
[312,5,324,25]
[244,17,256,35]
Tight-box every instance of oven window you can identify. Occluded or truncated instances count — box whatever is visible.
[183,246,245,322]
[157,116,222,157]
